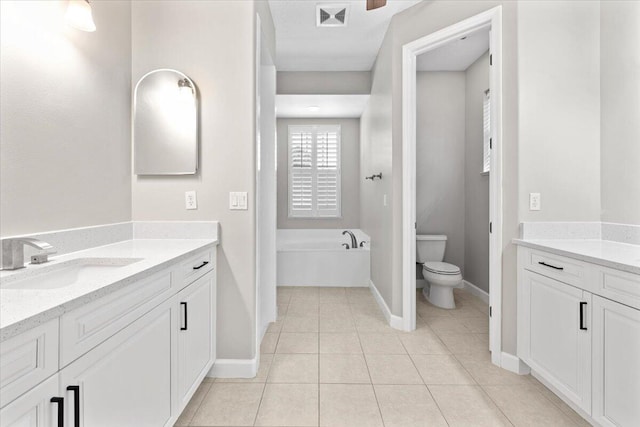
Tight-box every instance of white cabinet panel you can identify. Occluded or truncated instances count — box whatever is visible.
[177,272,215,411]
[60,269,173,367]
[0,320,58,409]
[518,270,591,413]
[59,299,174,427]
[592,296,640,427]
[0,374,60,427]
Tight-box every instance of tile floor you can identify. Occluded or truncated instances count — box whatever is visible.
[175,287,590,427]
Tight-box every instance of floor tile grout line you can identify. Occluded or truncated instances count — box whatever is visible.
[399,329,452,427]
[355,310,387,427]
[182,380,214,427]
[250,382,268,427]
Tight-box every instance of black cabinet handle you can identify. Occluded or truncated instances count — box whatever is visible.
[538,261,564,271]
[579,302,587,330]
[50,397,64,427]
[181,302,188,330]
[67,385,80,427]
[193,261,209,270]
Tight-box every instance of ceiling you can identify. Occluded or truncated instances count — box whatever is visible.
[417,27,490,71]
[269,0,422,71]
[276,94,370,118]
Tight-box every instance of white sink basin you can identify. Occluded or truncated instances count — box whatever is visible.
[0,258,144,290]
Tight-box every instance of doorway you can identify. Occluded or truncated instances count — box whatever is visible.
[402,7,503,366]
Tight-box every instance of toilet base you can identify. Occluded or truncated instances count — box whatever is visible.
[423,283,456,309]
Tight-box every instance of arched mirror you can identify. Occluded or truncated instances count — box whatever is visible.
[133,69,198,175]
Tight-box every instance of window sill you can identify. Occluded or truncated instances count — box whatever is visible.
[481,171,490,176]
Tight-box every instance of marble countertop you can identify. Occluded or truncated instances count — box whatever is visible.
[513,238,640,275]
[0,238,218,341]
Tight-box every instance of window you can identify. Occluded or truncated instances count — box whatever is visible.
[483,89,491,173]
[288,125,341,218]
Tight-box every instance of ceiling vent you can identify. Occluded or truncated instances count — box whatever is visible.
[316,4,349,27]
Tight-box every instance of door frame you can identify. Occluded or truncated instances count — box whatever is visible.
[401,6,503,365]
[255,14,277,369]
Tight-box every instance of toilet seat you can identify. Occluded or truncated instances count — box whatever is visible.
[423,261,460,275]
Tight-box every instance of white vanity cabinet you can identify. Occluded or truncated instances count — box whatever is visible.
[0,245,217,427]
[176,273,215,410]
[518,246,640,426]
[518,269,591,413]
[591,295,640,427]
[58,298,174,427]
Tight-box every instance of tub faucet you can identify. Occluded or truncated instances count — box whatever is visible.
[342,230,358,249]
[2,238,56,270]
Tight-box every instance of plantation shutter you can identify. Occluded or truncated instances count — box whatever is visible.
[288,125,341,218]
[288,127,314,216]
[483,89,491,173]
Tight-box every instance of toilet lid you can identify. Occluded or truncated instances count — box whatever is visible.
[423,262,461,275]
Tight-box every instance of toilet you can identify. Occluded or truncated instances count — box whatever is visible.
[416,235,462,309]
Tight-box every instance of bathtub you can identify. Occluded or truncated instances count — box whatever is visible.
[277,229,371,287]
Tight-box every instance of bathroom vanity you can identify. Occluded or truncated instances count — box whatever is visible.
[0,236,217,427]
[516,238,640,427]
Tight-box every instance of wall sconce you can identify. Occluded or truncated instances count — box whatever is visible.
[178,78,194,94]
[65,0,96,32]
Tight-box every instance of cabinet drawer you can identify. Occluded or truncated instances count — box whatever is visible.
[60,269,173,367]
[178,248,214,290]
[523,249,587,288]
[0,319,58,408]
[595,266,640,310]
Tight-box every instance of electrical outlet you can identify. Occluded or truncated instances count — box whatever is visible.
[383,194,388,207]
[529,192,541,211]
[185,191,197,210]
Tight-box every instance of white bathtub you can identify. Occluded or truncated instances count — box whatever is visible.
[277,229,371,287]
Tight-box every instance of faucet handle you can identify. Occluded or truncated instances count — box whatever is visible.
[342,243,350,250]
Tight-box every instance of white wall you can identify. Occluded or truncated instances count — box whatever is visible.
[131,0,274,361]
[600,0,640,225]
[415,72,466,271]
[277,118,361,230]
[518,0,601,222]
[277,71,372,94]
[0,0,132,237]
[464,52,490,293]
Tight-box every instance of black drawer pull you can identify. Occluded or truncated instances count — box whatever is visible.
[538,261,564,271]
[51,397,64,427]
[67,385,80,427]
[579,302,587,330]
[193,261,209,270]
[181,302,188,330]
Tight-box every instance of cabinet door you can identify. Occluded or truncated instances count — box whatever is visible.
[177,272,214,410]
[518,270,591,413]
[592,296,640,427]
[0,374,60,427]
[59,299,174,427]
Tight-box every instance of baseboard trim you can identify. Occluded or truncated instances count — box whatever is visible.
[500,352,530,375]
[208,358,258,378]
[369,280,403,330]
[463,280,490,305]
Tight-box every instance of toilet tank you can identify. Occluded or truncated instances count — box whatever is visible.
[416,235,447,263]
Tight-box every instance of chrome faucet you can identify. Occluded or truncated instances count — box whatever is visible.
[342,230,358,249]
[2,238,56,270]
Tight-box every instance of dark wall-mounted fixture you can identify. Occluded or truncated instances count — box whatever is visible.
[365,173,382,181]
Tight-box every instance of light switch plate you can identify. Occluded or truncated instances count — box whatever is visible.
[529,192,541,211]
[230,192,248,210]
[185,191,197,210]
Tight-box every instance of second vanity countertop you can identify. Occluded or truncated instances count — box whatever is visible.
[0,238,218,341]
[513,238,640,276]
